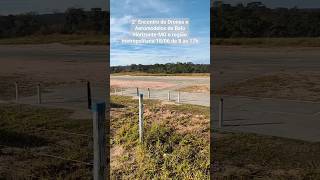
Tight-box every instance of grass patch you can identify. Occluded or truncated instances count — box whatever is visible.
[0,129,49,148]
[213,130,320,179]
[212,38,320,47]
[177,85,210,93]
[0,34,108,45]
[0,103,93,179]
[110,95,210,179]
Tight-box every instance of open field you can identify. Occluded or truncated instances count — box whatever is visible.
[216,73,320,102]
[212,130,320,179]
[110,95,209,179]
[0,44,108,178]
[212,46,320,101]
[212,46,320,140]
[0,44,108,107]
[212,38,320,47]
[0,104,93,179]
[1,101,319,179]
[111,75,210,106]
[211,44,320,179]
[0,34,108,45]
[0,96,210,179]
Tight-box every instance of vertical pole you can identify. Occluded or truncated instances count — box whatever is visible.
[92,102,106,180]
[136,88,139,96]
[147,88,150,99]
[114,88,117,94]
[15,82,19,103]
[37,83,41,104]
[87,81,92,109]
[139,94,144,143]
[168,91,171,101]
[178,91,180,103]
[219,98,224,128]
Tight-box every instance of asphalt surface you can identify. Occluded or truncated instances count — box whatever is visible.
[212,95,320,142]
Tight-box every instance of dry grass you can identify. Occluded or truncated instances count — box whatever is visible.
[212,130,320,179]
[0,104,93,179]
[110,95,210,179]
[216,73,320,101]
[177,85,210,93]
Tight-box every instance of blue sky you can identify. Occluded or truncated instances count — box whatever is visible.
[110,0,210,66]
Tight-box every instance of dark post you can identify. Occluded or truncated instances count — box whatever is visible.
[15,82,19,103]
[92,102,106,180]
[219,98,224,128]
[87,81,92,109]
[37,83,42,104]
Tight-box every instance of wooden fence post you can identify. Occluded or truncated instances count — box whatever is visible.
[219,98,224,128]
[87,81,92,109]
[136,88,139,96]
[139,94,144,143]
[15,82,19,103]
[92,102,106,180]
[147,88,150,99]
[168,91,171,101]
[178,91,180,103]
[37,84,42,104]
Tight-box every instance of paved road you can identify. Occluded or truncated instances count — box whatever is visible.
[212,95,320,142]
[114,88,210,107]
[8,84,107,119]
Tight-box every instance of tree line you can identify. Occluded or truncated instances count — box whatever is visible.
[0,8,109,38]
[111,62,209,74]
[212,1,320,38]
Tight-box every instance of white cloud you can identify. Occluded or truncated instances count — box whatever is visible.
[110,15,133,43]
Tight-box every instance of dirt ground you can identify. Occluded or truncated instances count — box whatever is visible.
[110,75,210,106]
[212,46,320,101]
[111,79,175,89]
[0,44,108,85]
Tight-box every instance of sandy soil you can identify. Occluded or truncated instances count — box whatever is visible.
[111,80,175,89]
